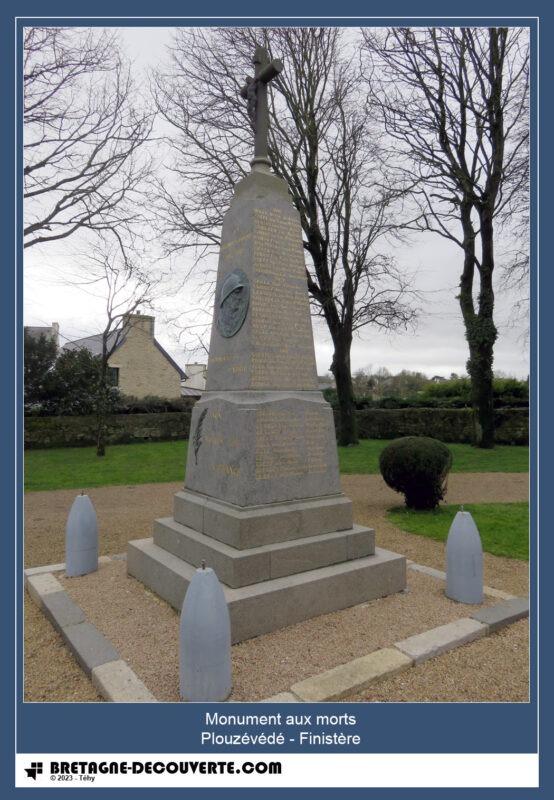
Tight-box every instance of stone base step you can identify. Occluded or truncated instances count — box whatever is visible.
[173,489,353,550]
[127,538,406,643]
[153,517,374,588]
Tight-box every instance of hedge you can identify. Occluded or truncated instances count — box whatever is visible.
[350,407,528,446]
[24,410,193,449]
[24,406,528,449]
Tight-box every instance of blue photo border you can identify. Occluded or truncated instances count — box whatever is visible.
[2,1,549,797]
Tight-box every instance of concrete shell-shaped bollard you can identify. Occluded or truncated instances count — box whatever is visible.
[180,565,232,702]
[65,493,99,577]
[446,510,483,604]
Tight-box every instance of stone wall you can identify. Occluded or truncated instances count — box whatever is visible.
[25,411,193,449]
[109,315,182,399]
[351,407,529,446]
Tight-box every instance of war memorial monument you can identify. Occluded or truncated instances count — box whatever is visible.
[128,46,407,642]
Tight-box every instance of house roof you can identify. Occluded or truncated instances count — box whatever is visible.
[180,385,203,397]
[25,325,58,342]
[63,331,122,356]
[63,331,186,379]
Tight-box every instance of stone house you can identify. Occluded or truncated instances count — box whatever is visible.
[180,362,207,398]
[24,322,60,348]
[63,313,185,399]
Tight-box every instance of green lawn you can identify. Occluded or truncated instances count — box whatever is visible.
[25,440,189,492]
[388,502,529,560]
[24,438,529,493]
[337,439,528,474]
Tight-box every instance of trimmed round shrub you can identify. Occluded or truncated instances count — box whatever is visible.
[379,436,453,510]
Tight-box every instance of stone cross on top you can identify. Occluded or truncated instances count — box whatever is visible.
[240,45,283,170]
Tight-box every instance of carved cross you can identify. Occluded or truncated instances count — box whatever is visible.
[240,46,283,167]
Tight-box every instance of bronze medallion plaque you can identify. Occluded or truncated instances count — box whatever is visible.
[216,268,250,338]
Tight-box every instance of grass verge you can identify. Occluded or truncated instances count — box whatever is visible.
[387,502,529,560]
[25,438,529,492]
[338,440,528,474]
[25,440,188,492]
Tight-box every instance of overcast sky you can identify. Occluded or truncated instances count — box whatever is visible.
[23,25,530,379]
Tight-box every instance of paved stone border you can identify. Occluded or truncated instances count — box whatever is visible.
[407,562,517,600]
[471,597,529,632]
[395,618,488,664]
[25,555,112,578]
[255,564,527,702]
[259,692,300,703]
[24,555,157,703]
[25,556,528,705]
[92,660,156,702]
[276,598,528,702]
[290,648,412,702]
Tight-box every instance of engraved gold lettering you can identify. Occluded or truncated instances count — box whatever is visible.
[214,464,240,477]
[250,208,318,390]
[255,407,328,480]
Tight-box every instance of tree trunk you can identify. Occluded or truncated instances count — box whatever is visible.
[96,396,107,457]
[330,333,358,446]
[96,344,108,458]
[466,323,496,448]
[468,209,498,449]
[458,201,497,448]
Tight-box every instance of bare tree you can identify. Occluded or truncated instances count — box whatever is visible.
[152,27,417,445]
[68,237,165,456]
[362,26,529,447]
[23,27,154,253]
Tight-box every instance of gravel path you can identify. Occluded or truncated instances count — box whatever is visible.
[347,619,529,703]
[23,472,529,702]
[58,560,496,702]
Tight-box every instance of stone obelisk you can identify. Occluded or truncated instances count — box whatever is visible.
[128,46,406,643]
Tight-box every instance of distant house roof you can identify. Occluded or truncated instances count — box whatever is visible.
[63,330,186,379]
[63,331,121,357]
[180,385,203,398]
[25,323,59,346]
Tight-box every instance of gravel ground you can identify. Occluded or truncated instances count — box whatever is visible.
[58,561,496,702]
[346,619,529,703]
[24,593,102,702]
[23,472,529,702]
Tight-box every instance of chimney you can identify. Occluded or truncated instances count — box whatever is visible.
[124,313,155,338]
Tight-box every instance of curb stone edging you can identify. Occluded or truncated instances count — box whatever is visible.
[471,597,529,632]
[290,648,413,702]
[259,692,300,703]
[25,557,528,705]
[407,562,518,600]
[260,597,529,702]
[92,660,156,702]
[256,562,528,702]
[25,555,112,578]
[24,557,158,703]
[394,618,488,664]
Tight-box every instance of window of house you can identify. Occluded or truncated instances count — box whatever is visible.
[107,367,120,387]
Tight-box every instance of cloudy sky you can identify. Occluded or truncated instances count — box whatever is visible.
[23,25,530,379]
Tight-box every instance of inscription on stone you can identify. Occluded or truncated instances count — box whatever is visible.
[251,208,317,390]
[255,407,328,480]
